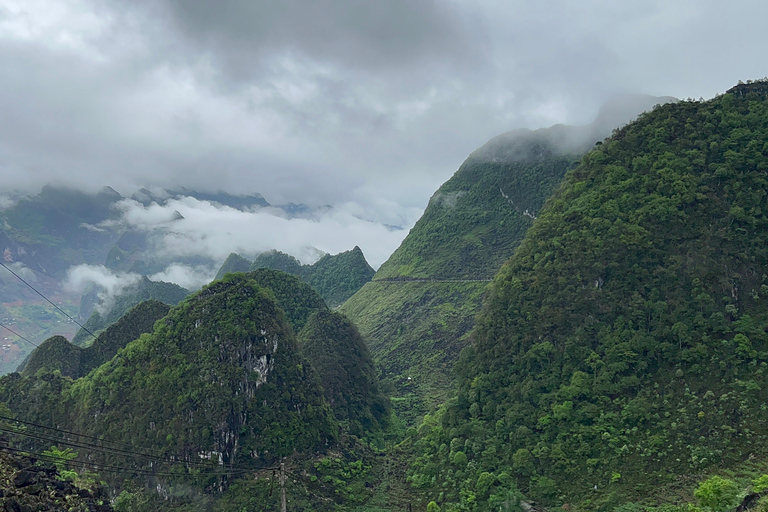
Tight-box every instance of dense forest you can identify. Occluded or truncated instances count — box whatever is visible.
[409,80,768,510]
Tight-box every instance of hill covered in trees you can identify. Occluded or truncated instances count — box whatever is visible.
[72,277,188,346]
[213,246,375,307]
[18,300,171,378]
[410,80,768,510]
[343,94,674,424]
[299,310,391,439]
[0,270,395,510]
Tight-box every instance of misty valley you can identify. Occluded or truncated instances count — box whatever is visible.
[2,81,768,512]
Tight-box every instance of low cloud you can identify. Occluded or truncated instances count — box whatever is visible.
[0,196,15,210]
[149,264,214,291]
[64,265,142,314]
[107,197,419,268]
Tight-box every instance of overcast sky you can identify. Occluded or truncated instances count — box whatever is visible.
[1,0,767,266]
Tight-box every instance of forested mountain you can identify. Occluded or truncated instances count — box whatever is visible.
[18,300,170,378]
[0,270,397,510]
[410,80,768,510]
[343,94,674,424]
[298,310,391,438]
[0,275,339,502]
[215,246,376,307]
[213,253,252,281]
[73,277,189,345]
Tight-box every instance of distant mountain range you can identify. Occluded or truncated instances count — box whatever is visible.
[215,246,375,308]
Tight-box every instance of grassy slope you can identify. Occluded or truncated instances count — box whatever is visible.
[344,95,673,426]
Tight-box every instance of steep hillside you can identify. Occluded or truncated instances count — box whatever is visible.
[1,274,337,478]
[343,95,673,423]
[411,80,768,510]
[245,268,328,332]
[248,247,375,307]
[18,300,170,378]
[298,310,391,438]
[73,277,188,346]
[214,253,252,281]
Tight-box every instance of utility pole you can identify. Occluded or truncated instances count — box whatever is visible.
[280,462,287,512]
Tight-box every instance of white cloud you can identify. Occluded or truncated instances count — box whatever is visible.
[149,264,214,291]
[0,196,15,210]
[109,196,417,269]
[63,264,142,314]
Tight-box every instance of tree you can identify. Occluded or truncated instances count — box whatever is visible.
[694,476,739,512]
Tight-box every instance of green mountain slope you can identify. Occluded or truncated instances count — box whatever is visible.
[18,300,171,378]
[247,246,375,307]
[298,310,391,438]
[343,95,673,424]
[73,277,188,346]
[244,268,328,332]
[214,253,252,281]
[1,274,337,475]
[411,80,768,510]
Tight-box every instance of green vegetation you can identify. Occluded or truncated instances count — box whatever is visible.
[343,125,593,424]
[244,268,328,332]
[73,276,188,346]
[249,246,375,307]
[299,310,391,438]
[0,271,400,510]
[343,280,487,425]
[410,80,768,510]
[18,300,170,378]
[213,253,251,281]
[65,274,336,469]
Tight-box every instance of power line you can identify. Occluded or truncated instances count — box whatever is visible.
[0,415,283,474]
[0,261,97,342]
[0,322,39,348]
[0,443,253,478]
[0,417,255,472]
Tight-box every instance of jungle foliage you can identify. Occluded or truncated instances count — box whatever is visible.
[73,276,188,346]
[247,246,375,307]
[410,80,768,510]
[18,300,170,378]
[298,310,391,438]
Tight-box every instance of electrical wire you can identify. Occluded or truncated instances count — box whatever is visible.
[0,416,280,474]
[0,443,254,478]
[0,260,97,342]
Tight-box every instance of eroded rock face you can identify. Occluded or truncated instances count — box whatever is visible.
[55,274,336,474]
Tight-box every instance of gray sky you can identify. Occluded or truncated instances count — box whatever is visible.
[1,0,767,266]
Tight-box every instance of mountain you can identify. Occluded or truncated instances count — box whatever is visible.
[130,187,270,210]
[0,274,337,479]
[18,300,171,378]
[410,80,768,510]
[298,310,391,438]
[73,276,189,346]
[243,246,375,308]
[213,253,252,281]
[243,268,328,332]
[342,94,675,424]
[0,269,401,510]
[0,185,123,279]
